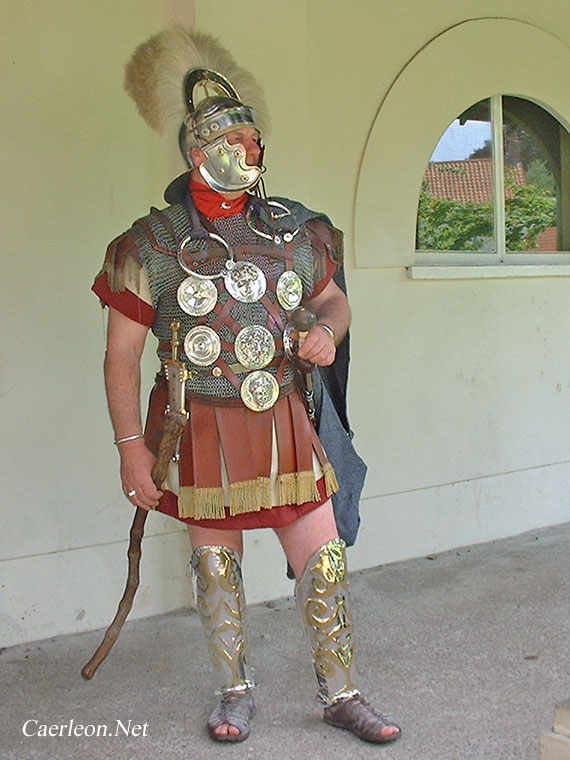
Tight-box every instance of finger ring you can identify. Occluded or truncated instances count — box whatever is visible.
[127,489,136,497]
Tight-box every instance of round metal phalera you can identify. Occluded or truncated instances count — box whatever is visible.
[234,325,275,370]
[224,261,266,303]
[240,370,280,412]
[276,270,303,310]
[282,323,298,359]
[177,274,218,316]
[184,326,221,366]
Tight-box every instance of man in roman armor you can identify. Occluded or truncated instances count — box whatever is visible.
[92,26,400,745]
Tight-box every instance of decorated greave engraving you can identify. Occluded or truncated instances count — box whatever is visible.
[191,545,255,694]
[294,538,359,705]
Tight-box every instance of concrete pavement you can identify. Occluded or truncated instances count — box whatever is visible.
[3,522,570,759]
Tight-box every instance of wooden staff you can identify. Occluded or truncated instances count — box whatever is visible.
[82,323,188,680]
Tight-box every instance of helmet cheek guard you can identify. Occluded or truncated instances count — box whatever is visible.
[199,135,263,193]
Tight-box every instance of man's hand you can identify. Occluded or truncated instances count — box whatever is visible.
[104,308,162,509]
[302,279,351,366]
[297,324,336,366]
[118,438,162,510]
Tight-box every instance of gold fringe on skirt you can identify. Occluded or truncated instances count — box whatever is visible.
[144,381,338,522]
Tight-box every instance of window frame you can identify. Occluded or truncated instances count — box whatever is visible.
[414,94,570,270]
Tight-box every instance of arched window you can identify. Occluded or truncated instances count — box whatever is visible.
[355,19,570,274]
[416,96,570,262]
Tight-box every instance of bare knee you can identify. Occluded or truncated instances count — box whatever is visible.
[187,525,244,557]
[274,500,338,578]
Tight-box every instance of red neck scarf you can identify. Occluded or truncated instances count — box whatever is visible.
[190,180,248,220]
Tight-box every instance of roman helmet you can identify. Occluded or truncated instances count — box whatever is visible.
[124,27,270,193]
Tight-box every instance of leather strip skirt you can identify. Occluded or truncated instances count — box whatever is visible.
[144,379,338,527]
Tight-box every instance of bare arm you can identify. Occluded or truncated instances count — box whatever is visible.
[104,307,162,509]
[298,279,351,366]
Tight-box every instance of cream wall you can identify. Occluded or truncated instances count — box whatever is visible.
[0,1,195,648]
[1,0,569,647]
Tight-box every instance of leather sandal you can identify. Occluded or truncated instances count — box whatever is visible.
[207,690,255,743]
[324,694,401,744]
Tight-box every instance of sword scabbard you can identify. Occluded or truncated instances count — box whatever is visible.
[154,321,189,487]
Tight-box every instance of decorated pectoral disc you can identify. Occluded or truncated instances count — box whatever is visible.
[177,274,218,316]
[234,325,276,370]
[184,326,221,366]
[276,270,303,310]
[240,370,280,412]
[224,261,266,303]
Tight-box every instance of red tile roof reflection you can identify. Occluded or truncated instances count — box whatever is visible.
[424,158,525,203]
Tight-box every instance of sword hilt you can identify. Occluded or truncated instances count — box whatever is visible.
[290,306,317,338]
[170,321,180,363]
[164,321,188,417]
[289,306,316,373]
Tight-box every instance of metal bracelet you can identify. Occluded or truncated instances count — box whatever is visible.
[114,433,144,446]
[317,323,336,345]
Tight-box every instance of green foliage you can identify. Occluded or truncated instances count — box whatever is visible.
[504,183,556,250]
[417,183,493,251]
[417,180,556,252]
[524,159,556,194]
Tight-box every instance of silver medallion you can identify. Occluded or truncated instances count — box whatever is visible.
[177,274,218,316]
[276,270,303,310]
[224,261,266,303]
[184,326,221,366]
[240,370,280,412]
[234,325,276,370]
[282,323,299,359]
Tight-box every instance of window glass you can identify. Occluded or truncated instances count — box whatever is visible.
[416,99,495,252]
[416,96,570,256]
[503,97,566,252]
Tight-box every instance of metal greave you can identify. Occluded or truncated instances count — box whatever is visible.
[294,538,360,705]
[190,545,255,694]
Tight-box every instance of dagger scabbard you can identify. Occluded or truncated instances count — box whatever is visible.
[151,410,188,486]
